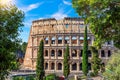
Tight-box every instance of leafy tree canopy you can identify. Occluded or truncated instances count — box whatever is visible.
[72,0,120,49]
[0,4,24,80]
[103,50,120,80]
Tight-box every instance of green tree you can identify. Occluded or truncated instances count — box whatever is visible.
[0,4,24,80]
[90,46,101,76]
[36,40,45,80]
[72,0,120,49]
[63,45,70,78]
[103,50,120,80]
[82,26,88,76]
[21,42,27,54]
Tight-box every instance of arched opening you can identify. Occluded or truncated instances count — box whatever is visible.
[72,63,77,70]
[58,36,62,44]
[88,63,91,70]
[79,63,82,70]
[51,62,55,70]
[45,62,48,70]
[72,36,77,44]
[51,37,56,44]
[51,50,55,57]
[108,50,111,57]
[79,36,84,44]
[72,49,77,57]
[45,37,49,44]
[58,63,62,70]
[58,50,62,57]
[65,36,69,44]
[101,50,105,57]
[45,50,48,56]
[88,50,92,57]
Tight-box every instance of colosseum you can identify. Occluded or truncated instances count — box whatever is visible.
[23,17,115,75]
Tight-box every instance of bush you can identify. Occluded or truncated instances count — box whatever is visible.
[45,74,59,80]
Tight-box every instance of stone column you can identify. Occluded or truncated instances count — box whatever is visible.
[55,35,57,46]
[62,35,65,46]
[69,35,72,46]
[77,35,79,46]
[77,62,79,72]
[77,49,79,59]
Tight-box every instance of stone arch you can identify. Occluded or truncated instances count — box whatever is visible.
[51,62,55,70]
[65,36,69,44]
[45,62,48,70]
[51,36,56,44]
[58,36,62,44]
[101,50,105,57]
[72,63,77,70]
[51,50,55,57]
[58,63,62,70]
[45,37,49,44]
[58,49,62,57]
[44,50,48,56]
[72,49,77,57]
[72,36,77,44]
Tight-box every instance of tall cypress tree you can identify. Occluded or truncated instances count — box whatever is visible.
[36,40,44,80]
[91,46,101,76]
[82,26,88,76]
[63,45,70,78]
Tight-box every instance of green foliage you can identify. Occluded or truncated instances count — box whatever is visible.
[82,26,88,76]
[36,40,45,80]
[63,45,70,78]
[90,46,101,76]
[103,50,120,80]
[0,4,24,80]
[13,76,25,80]
[21,42,27,54]
[72,0,120,49]
[45,74,59,80]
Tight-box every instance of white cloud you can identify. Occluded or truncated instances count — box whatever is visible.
[51,9,68,20]
[20,2,43,12]
[63,0,72,5]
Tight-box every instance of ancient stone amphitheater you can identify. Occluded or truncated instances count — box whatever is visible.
[23,17,115,76]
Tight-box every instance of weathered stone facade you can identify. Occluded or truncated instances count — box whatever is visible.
[23,17,115,75]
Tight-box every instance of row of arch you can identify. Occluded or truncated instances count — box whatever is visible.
[44,62,105,71]
[45,36,91,44]
[44,49,111,57]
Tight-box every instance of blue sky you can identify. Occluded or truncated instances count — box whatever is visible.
[15,0,79,42]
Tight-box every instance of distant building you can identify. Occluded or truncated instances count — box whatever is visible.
[23,17,116,76]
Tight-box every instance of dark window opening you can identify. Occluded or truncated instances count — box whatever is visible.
[58,63,62,70]
[45,50,48,56]
[88,63,91,70]
[72,50,77,57]
[72,63,77,70]
[79,50,82,57]
[101,50,105,57]
[58,37,62,44]
[79,63,82,70]
[108,50,111,57]
[45,63,48,70]
[88,50,92,57]
[51,63,55,70]
[51,50,55,57]
[58,50,62,57]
